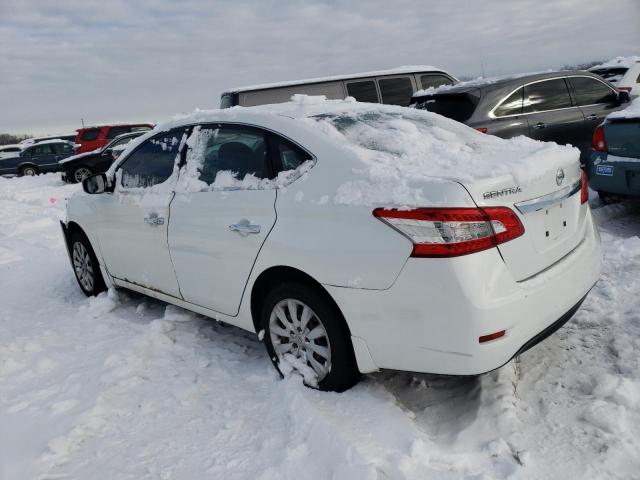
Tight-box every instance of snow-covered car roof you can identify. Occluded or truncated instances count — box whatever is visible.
[607,97,640,120]
[224,65,451,93]
[411,70,587,98]
[0,144,23,150]
[589,56,640,70]
[25,139,75,147]
[75,122,153,131]
[110,96,578,207]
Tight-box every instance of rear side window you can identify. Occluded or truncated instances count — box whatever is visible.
[271,136,312,173]
[494,87,524,117]
[569,77,618,106]
[80,129,100,141]
[523,79,572,113]
[190,126,268,185]
[106,126,130,139]
[52,143,73,154]
[109,136,135,149]
[420,74,454,89]
[346,80,379,103]
[378,77,414,106]
[414,92,479,122]
[120,128,187,188]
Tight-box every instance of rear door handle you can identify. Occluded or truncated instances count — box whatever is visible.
[144,213,165,226]
[586,114,598,121]
[532,122,546,130]
[229,219,261,235]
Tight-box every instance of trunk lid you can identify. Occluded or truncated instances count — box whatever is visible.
[458,163,586,281]
[605,119,640,159]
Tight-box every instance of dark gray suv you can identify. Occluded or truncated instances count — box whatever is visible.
[412,71,629,160]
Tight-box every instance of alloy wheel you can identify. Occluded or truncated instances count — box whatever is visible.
[72,241,94,292]
[74,167,92,183]
[269,298,332,381]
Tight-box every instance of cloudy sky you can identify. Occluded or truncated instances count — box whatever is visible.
[1,0,638,135]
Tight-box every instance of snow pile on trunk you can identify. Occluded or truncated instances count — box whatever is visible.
[608,97,640,120]
[590,56,640,70]
[305,102,578,207]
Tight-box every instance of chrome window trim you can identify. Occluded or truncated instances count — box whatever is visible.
[488,75,618,119]
[514,179,582,214]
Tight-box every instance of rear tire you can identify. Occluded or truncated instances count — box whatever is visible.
[70,231,107,296]
[20,165,38,176]
[261,282,360,392]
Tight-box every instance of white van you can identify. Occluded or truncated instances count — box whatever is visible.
[220,66,457,108]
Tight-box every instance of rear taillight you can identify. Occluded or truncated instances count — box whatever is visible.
[581,169,588,204]
[618,86,632,93]
[475,127,488,134]
[373,207,524,257]
[591,125,607,152]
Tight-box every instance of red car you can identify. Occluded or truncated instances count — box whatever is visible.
[74,123,154,153]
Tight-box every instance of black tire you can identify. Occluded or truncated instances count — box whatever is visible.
[70,231,107,296]
[261,282,360,392]
[72,166,92,183]
[19,165,38,176]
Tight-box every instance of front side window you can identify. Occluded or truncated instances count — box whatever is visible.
[523,79,572,113]
[346,80,379,103]
[189,126,268,186]
[569,77,618,106]
[378,77,414,106]
[109,135,136,149]
[420,74,454,89]
[494,87,524,117]
[80,129,100,141]
[30,144,54,156]
[106,126,130,139]
[120,128,187,188]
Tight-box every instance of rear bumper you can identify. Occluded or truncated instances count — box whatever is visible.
[328,209,601,375]
[586,152,640,197]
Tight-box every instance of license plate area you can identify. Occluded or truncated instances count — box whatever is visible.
[542,202,569,242]
[596,164,614,176]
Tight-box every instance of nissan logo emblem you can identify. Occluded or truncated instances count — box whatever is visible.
[556,168,565,186]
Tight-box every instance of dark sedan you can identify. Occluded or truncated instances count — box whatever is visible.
[60,131,144,183]
[412,71,630,161]
[0,140,75,176]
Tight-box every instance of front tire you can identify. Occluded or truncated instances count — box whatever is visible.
[70,231,107,296]
[261,282,360,392]
[72,166,92,183]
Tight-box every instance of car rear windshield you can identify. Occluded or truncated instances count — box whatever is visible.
[412,91,480,122]
[591,67,628,85]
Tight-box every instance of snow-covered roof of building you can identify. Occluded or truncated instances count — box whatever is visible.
[589,56,640,70]
[224,65,450,93]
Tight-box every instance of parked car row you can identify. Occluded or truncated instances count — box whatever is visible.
[0,123,153,180]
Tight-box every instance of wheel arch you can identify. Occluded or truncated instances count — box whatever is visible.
[18,162,39,173]
[250,265,353,339]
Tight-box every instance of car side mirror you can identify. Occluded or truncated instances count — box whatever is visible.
[101,148,112,156]
[83,173,112,194]
[618,90,631,104]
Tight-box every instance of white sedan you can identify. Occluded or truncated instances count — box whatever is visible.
[62,98,601,391]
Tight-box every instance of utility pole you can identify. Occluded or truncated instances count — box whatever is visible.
[81,118,85,127]
[481,60,486,78]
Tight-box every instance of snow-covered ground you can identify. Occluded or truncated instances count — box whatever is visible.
[1,174,639,479]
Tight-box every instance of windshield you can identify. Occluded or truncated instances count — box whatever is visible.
[591,67,628,85]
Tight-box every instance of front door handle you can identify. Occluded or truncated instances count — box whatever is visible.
[532,122,546,130]
[229,219,261,235]
[586,114,598,121]
[144,213,165,226]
